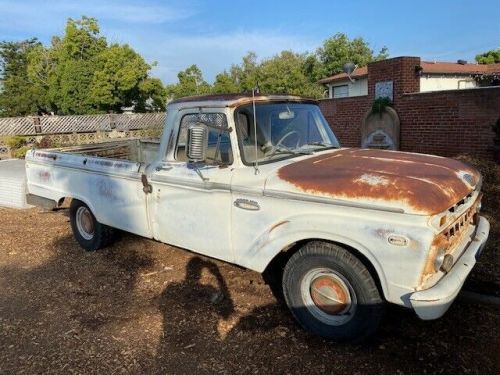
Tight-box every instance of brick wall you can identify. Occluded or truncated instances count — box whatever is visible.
[398,87,500,157]
[319,56,500,158]
[320,96,370,147]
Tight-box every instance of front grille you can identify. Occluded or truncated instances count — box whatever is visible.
[441,196,480,252]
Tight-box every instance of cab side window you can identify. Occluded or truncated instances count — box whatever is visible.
[175,113,233,165]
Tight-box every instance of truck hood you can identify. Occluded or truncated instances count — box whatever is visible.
[265,148,480,215]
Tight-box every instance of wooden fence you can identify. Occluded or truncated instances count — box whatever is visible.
[0,113,166,158]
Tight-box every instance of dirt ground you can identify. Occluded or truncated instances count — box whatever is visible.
[1,157,499,374]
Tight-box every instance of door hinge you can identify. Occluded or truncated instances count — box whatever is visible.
[141,174,152,194]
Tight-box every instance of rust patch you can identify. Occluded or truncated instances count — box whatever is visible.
[421,196,480,285]
[277,148,480,215]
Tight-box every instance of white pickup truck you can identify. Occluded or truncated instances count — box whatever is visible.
[25,94,490,341]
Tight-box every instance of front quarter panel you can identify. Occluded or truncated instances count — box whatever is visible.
[231,166,433,306]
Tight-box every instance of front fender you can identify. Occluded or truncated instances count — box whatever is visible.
[237,215,389,300]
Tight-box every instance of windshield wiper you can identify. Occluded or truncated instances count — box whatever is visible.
[266,147,312,159]
[305,141,339,148]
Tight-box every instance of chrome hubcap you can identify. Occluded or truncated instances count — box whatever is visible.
[76,206,94,240]
[301,268,356,325]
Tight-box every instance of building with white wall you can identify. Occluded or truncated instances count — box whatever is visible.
[319,59,500,98]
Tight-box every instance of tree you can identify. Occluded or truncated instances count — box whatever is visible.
[257,51,323,97]
[212,71,240,94]
[2,16,166,116]
[229,51,259,92]
[166,64,211,99]
[316,33,388,78]
[475,48,500,64]
[43,17,108,114]
[0,39,43,116]
[136,78,167,112]
[90,44,151,112]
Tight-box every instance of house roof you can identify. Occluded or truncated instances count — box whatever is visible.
[420,61,500,75]
[318,66,368,84]
[319,60,500,84]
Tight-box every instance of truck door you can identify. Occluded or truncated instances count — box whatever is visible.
[149,110,234,262]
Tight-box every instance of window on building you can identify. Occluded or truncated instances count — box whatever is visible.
[333,85,349,98]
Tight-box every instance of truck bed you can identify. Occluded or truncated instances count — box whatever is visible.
[51,138,161,164]
[25,138,161,238]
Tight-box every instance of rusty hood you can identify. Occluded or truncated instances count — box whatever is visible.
[267,148,480,215]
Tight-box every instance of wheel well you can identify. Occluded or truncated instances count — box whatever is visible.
[262,239,386,302]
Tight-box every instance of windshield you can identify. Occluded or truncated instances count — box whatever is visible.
[234,102,340,165]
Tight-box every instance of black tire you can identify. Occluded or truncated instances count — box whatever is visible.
[282,241,385,342]
[69,199,115,251]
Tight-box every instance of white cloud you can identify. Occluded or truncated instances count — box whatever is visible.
[106,29,319,83]
[0,0,194,35]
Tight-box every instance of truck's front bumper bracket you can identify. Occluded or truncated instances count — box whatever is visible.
[410,216,490,320]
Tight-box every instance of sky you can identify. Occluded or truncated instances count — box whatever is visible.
[0,0,498,84]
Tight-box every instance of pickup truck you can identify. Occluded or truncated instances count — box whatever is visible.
[25,94,490,341]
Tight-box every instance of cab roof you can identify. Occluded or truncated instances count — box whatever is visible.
[168,93,318,108]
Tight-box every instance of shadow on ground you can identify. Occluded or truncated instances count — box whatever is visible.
[0,209,499,374]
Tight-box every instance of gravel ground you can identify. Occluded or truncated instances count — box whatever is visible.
[0,157,499,374]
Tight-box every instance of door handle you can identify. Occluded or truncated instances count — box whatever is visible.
[234,198,260,211]
[155,165,173,172]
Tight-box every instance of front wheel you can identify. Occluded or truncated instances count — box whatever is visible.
[282,241,385,342]
[69,199,115,251]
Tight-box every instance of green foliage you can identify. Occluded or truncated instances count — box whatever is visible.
[4,135,29,158]
[255,51,323,97]
[167,34,387,99]
[371,97,392,115]
[212,71,240,94]
[229,51,260,92]
[1,16,166,116]
[1,20,388,112]
[136,78,167,112]
[0,39,43,116]
[166,64,211,99]
[475,49,500,64]
[5,135,27,149]
[13,146,30,159]
[316,33,388,77]
[90,43,150,112]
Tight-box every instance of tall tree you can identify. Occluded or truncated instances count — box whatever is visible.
[257,51,323,97]
[166,64,211,99]
[0,39,42,116]
[212,71,240,94]
[316,33,388,78]
[229,51,259,92]
[475,48,500,64]
[90,43,151,112]
[3,16,166,116]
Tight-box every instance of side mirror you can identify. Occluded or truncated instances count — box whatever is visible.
[186,122,208,162]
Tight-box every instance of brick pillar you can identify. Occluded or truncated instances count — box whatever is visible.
[367,56,421,104]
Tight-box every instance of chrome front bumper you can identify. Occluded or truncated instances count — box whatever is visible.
[410,216,490,320]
